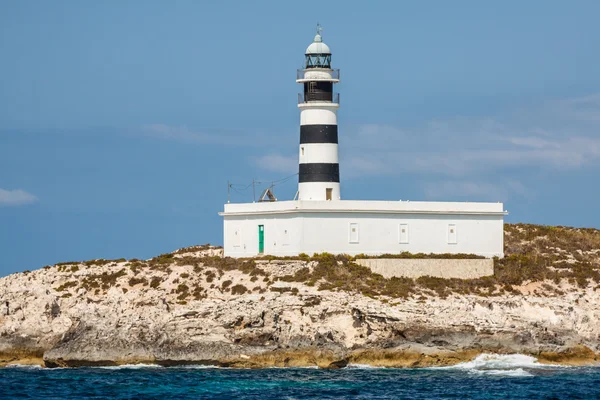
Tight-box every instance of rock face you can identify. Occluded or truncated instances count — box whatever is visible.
[1,245,599,368]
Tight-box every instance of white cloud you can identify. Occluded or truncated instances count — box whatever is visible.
[252,154,297,174]
[423,180,527,202]
[147,93,600,202]
[557,93,600,122]
[337,93,600,178]
[140,124,239,146]
[140,124,291,148]
[0,188,38,206]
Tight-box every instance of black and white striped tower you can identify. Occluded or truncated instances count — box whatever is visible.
[296,24,340,201]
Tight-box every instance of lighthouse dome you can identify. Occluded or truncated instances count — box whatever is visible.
[305,35,331,54]
[305,36,331,55]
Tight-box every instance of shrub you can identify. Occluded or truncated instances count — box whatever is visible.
[231,284,248,295]
[80,269,126,291]
[176,283,189,300]
[150,276,162,289]
[205,271,216,283]
[128,277,148,286]
[221,280,232,290]
[55,281,78,292]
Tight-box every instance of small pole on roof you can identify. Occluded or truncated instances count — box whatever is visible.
[227,180,230,204]
[252,178,256,203]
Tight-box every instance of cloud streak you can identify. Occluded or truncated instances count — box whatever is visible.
[251,154,297,174]
[340,93,600,179]
[423,180,528,202]
[140,124,294,148]
[145,93,600,202]
[0,188,38,206]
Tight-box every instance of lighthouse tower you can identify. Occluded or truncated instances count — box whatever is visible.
[296,25,340,201]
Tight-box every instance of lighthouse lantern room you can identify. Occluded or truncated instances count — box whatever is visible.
[220,26,506,260]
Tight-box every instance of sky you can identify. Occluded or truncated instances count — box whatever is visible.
[1,0,600,275]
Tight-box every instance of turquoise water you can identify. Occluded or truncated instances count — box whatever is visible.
[1,355,599,399]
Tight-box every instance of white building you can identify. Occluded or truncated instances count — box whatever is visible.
[220,26,506,259]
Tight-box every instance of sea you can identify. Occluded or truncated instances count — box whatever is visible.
[1,354,599,399]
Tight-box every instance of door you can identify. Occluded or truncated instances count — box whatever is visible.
[258,225,265,253]
[326,188,332,200]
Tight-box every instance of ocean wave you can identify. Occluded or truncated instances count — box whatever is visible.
[94,364,164,370]
[442,353,562,370]
[470,367,535,377]
[177,365,223,369]
[346,364,380,369]
[4,364,43,370]
[428,353,568,377]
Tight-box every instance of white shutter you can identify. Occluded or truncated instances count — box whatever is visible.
[447,224,457,244]
[399,224,409,244]
[349,223,359,244]
[233,227,242,247]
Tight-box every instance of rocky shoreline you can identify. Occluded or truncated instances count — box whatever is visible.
[2,224,600,369]
[3,346,598,369]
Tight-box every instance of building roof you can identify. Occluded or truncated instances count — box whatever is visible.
[221,200,507,217]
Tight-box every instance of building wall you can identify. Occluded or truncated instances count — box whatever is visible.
[355,258,495,279]
[223,214,302,257]
[223,211,504,258]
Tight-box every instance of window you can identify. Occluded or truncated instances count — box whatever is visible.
[326,188,332,200]
[349,223,359,243]
[233,227,242,247]
[399,224,409,244]
[448,224,457,244]
[301,147,305,156]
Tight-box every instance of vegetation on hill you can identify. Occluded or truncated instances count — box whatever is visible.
[42,224,600,301]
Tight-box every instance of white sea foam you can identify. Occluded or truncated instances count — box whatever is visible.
[429,353,567,377]
[95,364,164,370]
[470,367,535,377]
[177,365,222,369]
[346,364,380,369]
[4,364,43,370]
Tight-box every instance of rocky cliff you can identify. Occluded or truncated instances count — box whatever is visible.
[1,224,600,368]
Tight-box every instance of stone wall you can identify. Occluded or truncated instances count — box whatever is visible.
[355,258,494,279]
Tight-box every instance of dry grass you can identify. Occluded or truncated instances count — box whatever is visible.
[48,224,600,300]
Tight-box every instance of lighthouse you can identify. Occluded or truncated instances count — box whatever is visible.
[296,25,341,201]
[221,26,506,264]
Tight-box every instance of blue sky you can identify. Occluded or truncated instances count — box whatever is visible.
[2,1,600,275]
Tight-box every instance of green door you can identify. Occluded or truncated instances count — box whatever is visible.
[258,225,264,254]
